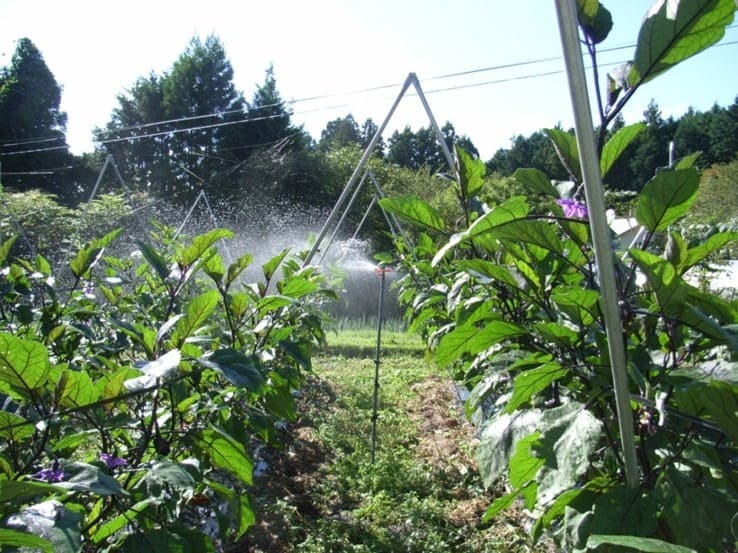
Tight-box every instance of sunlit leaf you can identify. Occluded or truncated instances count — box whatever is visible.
[456,145,486,198]
[636,168,699,232]
[577,0,613,44]
[0,528,53,552]
[513,168,560,198]
[505,363,568,413]
[178,228,233,267]
[600,123,646,180]
[379,195,448,234]
[436,321,525,368]
[58,369,100,409]
[262,248,290,281]
[170,290,219,347]
[0,332,51,400]
[631,0,736,86]
[199,426,253,486]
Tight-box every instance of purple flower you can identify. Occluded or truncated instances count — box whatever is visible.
[557,198,588,219]
[100,453,127,470]
[33,465,65,483]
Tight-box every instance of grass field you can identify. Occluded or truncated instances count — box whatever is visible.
[236,324,552,552]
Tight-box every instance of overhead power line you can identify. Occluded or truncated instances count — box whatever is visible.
[3,34,737,156]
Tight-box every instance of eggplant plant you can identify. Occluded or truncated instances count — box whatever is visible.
[0,225,334,552]
[381,1,738,551]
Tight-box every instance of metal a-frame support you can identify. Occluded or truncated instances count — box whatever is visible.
[304,72,455,266]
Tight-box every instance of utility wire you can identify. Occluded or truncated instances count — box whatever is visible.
[3,35,737,155]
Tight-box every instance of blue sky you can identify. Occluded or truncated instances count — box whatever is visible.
[2,0,737,160]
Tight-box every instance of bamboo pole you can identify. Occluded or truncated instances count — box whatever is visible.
[554,0,640,488]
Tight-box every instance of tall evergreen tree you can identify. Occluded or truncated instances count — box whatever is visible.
[387,122,476,171]
[0,38,78,203]
[101,35,248,206]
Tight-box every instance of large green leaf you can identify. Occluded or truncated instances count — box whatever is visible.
[0,480,60,504]
[629,249,689,317]
[136,240,170,282]
[0,411,33,442]
[198,426,253,486]
[513,168,560,198]
[170,289,219,347]
[631,0,736,86]
[0,528,53,552]
[551,287,602,327]
[600,123,646,180]
[262,247,290,281]
[456,145,486,198]
[379,195,448,234]
[674,379,738,443]
[120,529,216,553]
[587,534,697,552]
[58,368,100,409]
[5,500,82,553]
[493,219,564,256]
[0,333,51,400]
[57,461,128,496]
[435,320,525,368]
[278,276,318,298]
[505,363,568,413]
[636,168,699,232]
[433,196,529,265]
[200,348,265,391]
[178,228,233,267]
[69,229,120,278]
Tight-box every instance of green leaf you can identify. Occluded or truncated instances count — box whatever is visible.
[0,528,53,552]
[0,236,18,265]
[435,321,525,368]
[0,480,60,504]
[493,219,564,255]
[636,168,699,232]
[262,248,290,281]
[577,0,613,44]
[432,196,529,265]
[200,348,265,391]
[0,411,33,442]
[631,0,736,86]
[509,432,544,488]
[58,369,100,409]
[683,231,738,271]
[456,145,486,198]
[202,253,226,284]
[551,287,601,327]
[587,534,697,552]
[535,406,603,506]
[136,240,170,282]
[226,253,254,288]
[545,128,580,182]
[120,529,215,553]
[92,499,156,544]
[481,489,518,523]
[505,362,567,413]
[57,461,128,496]
[170,289,219,347]
[198,426,253,486]
[600,123,646,180]
[379,195,448,234]
[178,228,233,267]
[674,379,738,443]
[278,276,317,298]
[513,168,560,198]
[69,229,120,278]
[0,332,51,400]
[5,500,82,553]
[629,249,688,317]
[279,340,312,372]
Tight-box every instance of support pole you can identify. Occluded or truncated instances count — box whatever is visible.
[304,74,416,266]
[554,0,639,488]
[371,266,388,465]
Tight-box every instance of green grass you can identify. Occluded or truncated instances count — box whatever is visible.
[241,325,553,552]
[321,317,425,357]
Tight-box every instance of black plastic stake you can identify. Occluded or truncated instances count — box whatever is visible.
[371,266,389,464]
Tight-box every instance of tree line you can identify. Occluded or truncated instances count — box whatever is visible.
[2,35,737,217]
